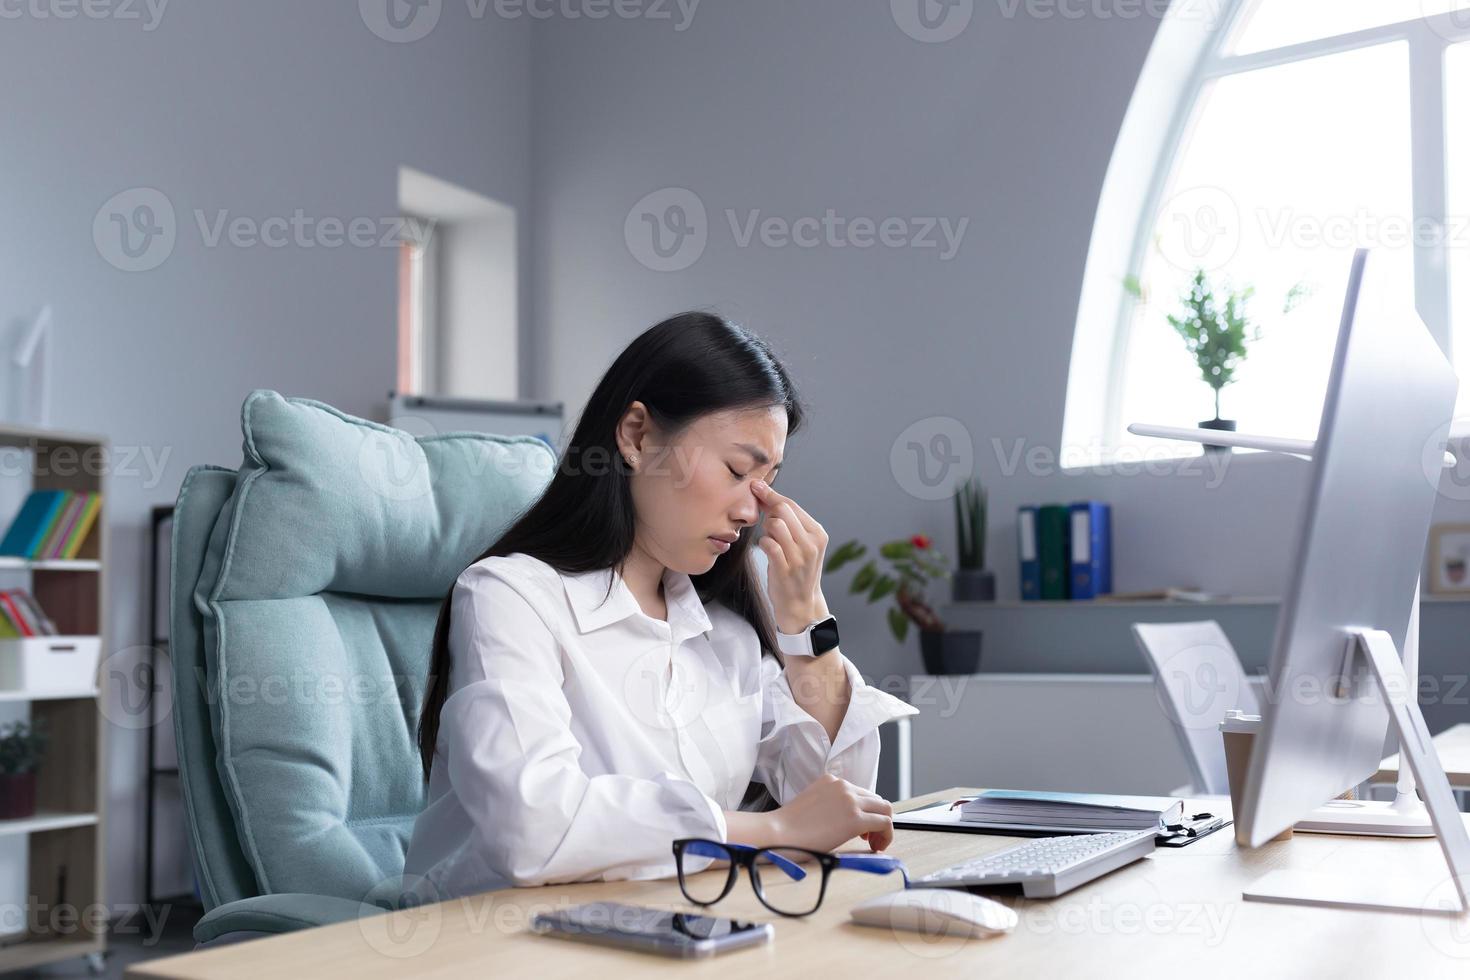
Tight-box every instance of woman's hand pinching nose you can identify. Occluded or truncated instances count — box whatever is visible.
[750,480,831,634]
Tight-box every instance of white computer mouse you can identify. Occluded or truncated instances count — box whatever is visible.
[849,888,1018,939]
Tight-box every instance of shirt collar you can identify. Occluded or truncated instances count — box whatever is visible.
[561,562,713,640]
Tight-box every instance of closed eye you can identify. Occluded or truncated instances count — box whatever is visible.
[727,465,747,480]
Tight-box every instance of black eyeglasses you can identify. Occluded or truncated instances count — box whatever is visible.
[671,838,911,917]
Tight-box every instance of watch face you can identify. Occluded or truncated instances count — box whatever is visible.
[811,617,840,655]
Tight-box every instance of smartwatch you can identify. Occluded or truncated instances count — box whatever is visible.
[775,615,840,658]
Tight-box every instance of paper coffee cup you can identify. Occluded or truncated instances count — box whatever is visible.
[1219,710,1292,842]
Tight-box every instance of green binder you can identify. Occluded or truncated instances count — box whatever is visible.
[1037,504,1071,600]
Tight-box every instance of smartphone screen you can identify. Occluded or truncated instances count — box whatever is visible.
[532,902,773,958]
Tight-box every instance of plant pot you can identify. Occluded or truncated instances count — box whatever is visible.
[1198,417,1236,454]
[0,772,37,820]
[919,629,982,676]
[952,568,996,602]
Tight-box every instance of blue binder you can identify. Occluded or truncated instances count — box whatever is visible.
[0,491,67,558]
[1068,501,1112,599]
[1018,506,1041,600]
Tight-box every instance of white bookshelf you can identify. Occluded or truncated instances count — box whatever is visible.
[0,424,107,976]
[0,558,101,573]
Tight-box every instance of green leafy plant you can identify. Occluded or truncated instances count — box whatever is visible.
[826,534,951,644]
[0,720,47,776]
[1126,268,1313,421]
[954,477,987,571]
[1167,268,1257,421]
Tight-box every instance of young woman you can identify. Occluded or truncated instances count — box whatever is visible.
[403,312,917,899]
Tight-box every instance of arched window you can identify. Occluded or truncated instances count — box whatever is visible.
[1063,1,1470,466]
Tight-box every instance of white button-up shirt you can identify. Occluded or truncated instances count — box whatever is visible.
[402,551,918,899]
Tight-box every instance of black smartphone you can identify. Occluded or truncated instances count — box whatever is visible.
[530,902,774,959]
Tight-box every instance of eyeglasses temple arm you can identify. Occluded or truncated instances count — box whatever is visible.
[834,853,911,888]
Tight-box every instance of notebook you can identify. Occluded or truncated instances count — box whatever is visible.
[895,790,1186,835]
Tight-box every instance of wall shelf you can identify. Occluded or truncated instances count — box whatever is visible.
[0,558,100,572]
[954,597,1282,609]
[0,689,98,703]
[0,812,98,837]
[956,594,1470,609]
[943,592,1470,735]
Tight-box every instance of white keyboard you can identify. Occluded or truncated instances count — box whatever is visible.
[909,830,1157,898]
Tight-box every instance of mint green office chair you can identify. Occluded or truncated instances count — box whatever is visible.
[170,390,555,945]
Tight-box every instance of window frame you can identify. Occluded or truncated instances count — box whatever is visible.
[1063,2,1470,467]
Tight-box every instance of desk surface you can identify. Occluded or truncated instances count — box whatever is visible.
[129,787,1470,980]
[1377,722,1470,788]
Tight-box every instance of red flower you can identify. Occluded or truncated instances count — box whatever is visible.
[911,534,932,550]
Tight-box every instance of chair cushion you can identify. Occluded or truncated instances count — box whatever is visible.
[193,390,556,899]
[171,465,261,908]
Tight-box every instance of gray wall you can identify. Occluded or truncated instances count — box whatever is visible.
[1,2,532,909]
[529,1,1470,809]
[528,1,1311,680]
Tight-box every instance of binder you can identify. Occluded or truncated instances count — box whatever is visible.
[0,490,67,558]
[1069,501,1112,599]
[1037,504,1071,600]
[1018,506,1041,600]
[28,493,72,559]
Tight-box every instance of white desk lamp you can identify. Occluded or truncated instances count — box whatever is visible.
[7,305,52,427]
[1129,421,1457,836]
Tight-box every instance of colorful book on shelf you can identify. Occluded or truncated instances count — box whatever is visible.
[63,492,101,559]
[50,492,100,560]
[0,490,68,558]
[7,590,39,635]
[38,493,86,559]
[29,494,73,559]
[0,592,34,637]
[9,589,55,635]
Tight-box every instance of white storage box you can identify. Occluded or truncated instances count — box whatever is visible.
[0,637,101,693]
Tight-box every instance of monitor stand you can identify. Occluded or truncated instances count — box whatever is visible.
[1243,627,1470,915]
[1292,588,1434,838]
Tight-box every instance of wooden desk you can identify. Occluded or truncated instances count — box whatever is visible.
[1376,722,1470,788]
[129,787,1470,980]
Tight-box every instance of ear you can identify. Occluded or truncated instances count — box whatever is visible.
[615,400,652,458]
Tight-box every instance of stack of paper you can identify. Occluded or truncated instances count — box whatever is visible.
[959,791,1184,832]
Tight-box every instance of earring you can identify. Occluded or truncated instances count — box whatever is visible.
[626,454,638,468]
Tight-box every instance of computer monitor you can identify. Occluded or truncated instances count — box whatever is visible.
[1237,249,1455,842]
[1233,248,1470,912]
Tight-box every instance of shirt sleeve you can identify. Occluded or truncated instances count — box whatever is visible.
[751,652,919,804]
[438,563,728,888]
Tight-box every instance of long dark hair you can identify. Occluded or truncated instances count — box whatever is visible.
[417,311,808,779]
